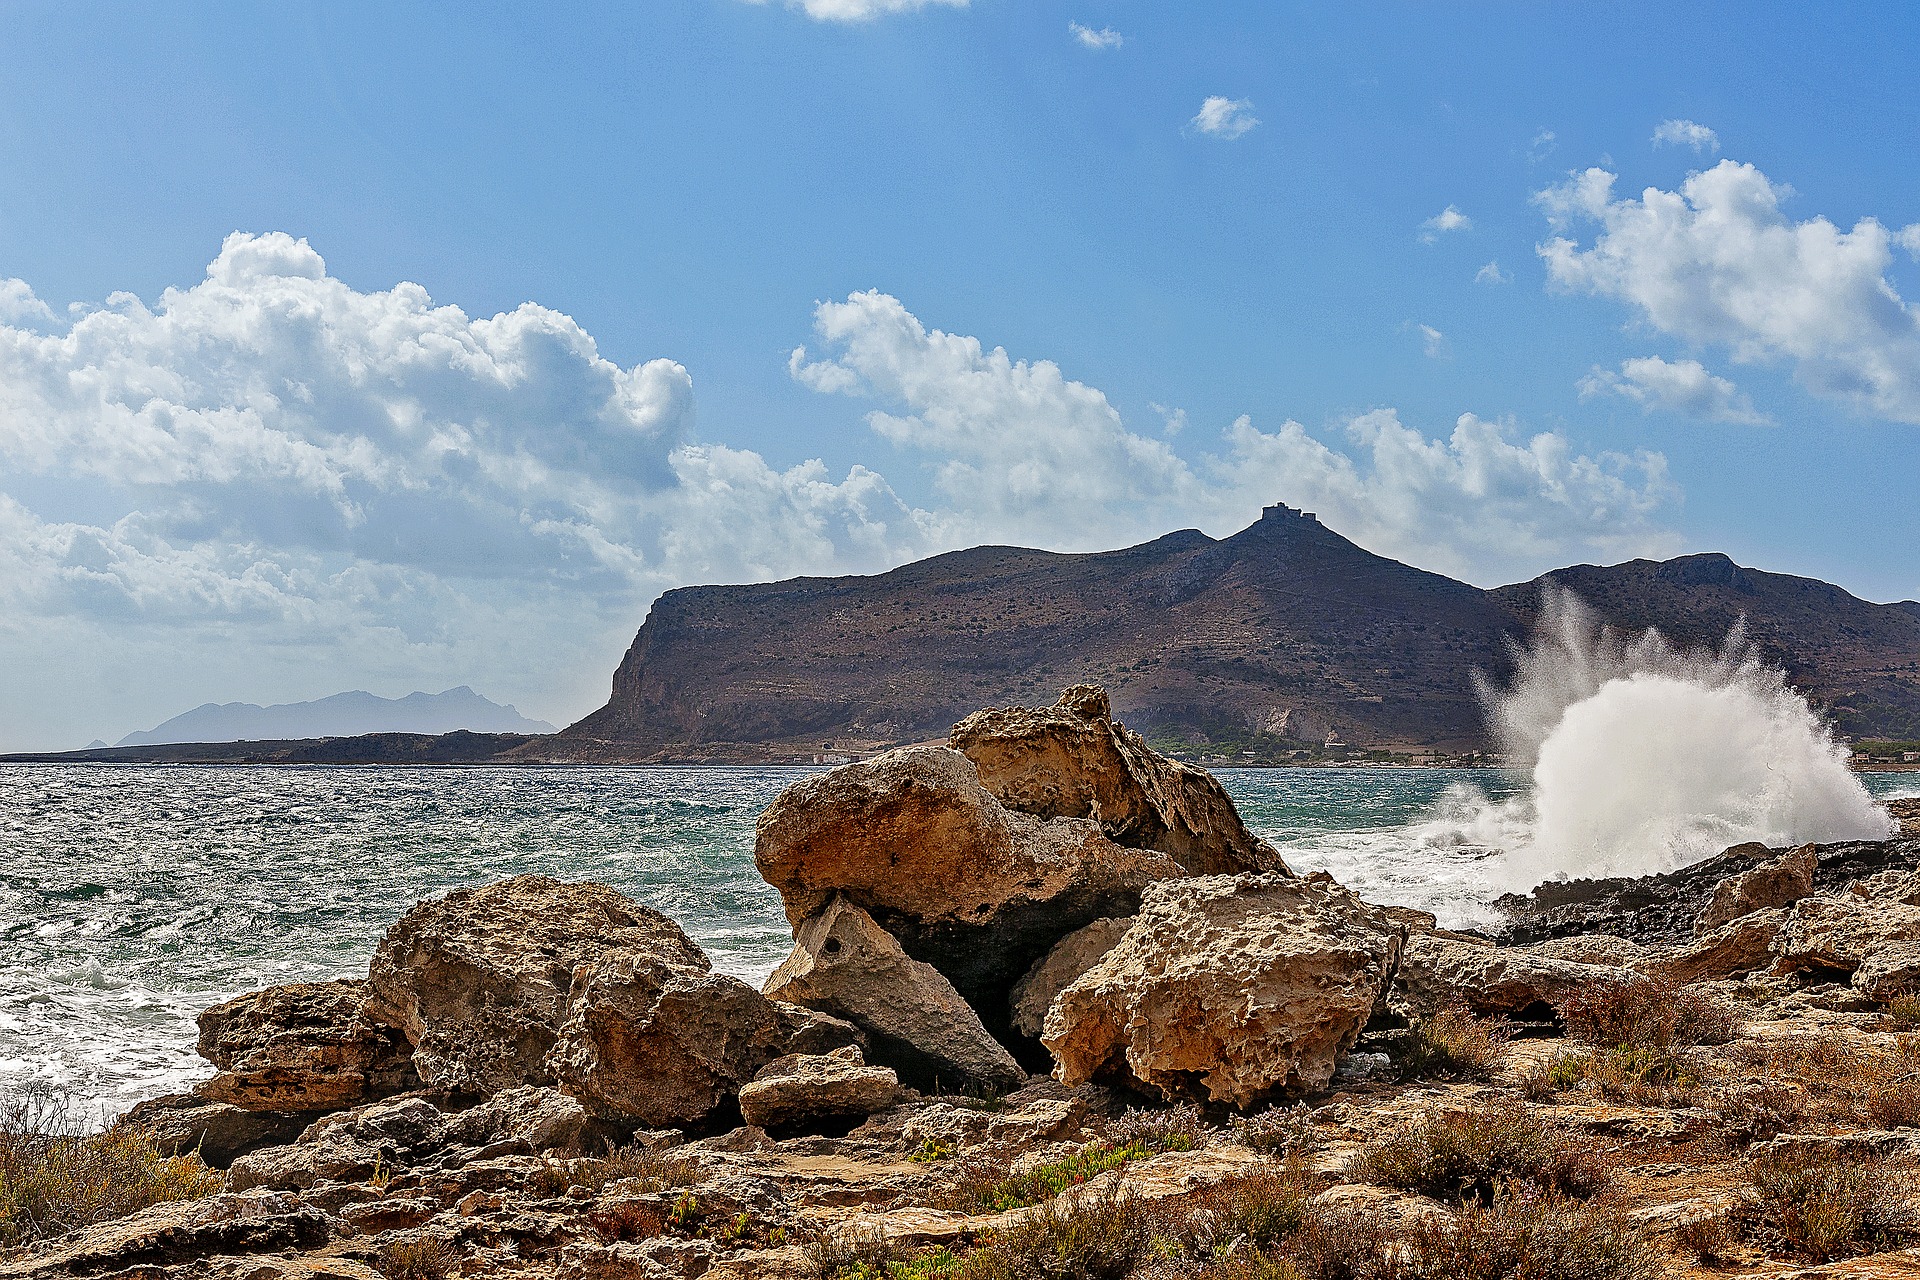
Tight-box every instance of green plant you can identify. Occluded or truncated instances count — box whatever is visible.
[1387,1006,1514,1082]
[1741,1146,1920,1262]
[910,1137,953,1164]
[375,1236,456,1280]
[1346,1101,1609,1204]
[945,1141,1155,1213]
[806,1226,908,1280]
[1544,1045,1704,1106]
[0,1090,224,1247]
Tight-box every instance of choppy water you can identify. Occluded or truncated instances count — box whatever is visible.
[3,764,1913,1118]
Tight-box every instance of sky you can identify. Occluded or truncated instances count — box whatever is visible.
[3,1,1919,750]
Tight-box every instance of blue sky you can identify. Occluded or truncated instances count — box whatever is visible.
[3,1,1918,748]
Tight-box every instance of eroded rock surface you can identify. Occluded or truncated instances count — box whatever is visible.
[195,979,417,1112]
[737,1047,903,1136]
[1696,844,1816,935]
[366,875,707,1093]
[120,1093,315,1168]
[1773,893,1920,999]
[1393,935,1618,1017]
[1044,873,1404,1105]
[1008,916,1133,1039]
[763,897,1024,1093]
[949,685,1291,876]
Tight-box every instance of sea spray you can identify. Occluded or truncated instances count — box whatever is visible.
[1473,589,1893,890]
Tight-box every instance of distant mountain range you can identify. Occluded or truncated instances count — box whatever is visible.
[116,687,554,747]
[553,503,1920,761]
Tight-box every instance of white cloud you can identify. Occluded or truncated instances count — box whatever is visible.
[789,290,1679,582]
[1475,261,1512,286]
[1579,356,1771,425]
[1652,118,1719,153]
[1538,159,1920,423]
[1416,323,1450,359]
[1528,129,1557,163]
[743,0,965,19]
[1068,21,1122,49]
[1190,96,1259,139]
[0,279,56,325]
[1419,205,1472,243]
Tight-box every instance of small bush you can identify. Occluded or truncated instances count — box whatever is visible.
[1174,1165,1319,1258]
[1108,1103,1206,1153]
[1554,973,1736,1051]
[0,1091,224,1247]
[1741,1147,1920,1263]
[1234,1105,1321,1159]
[1346,1101,1609,1204]
[944,1141,1155,1213]
[566,1144,701,1195]
[807,1226,909,1280]
[1387,1007,1514,1082]
[1885,993,1920,1032]
[1391,1185,1666,1280]
[1542,1045,1705,1107]
[376,1236,457,1280]
[1673,1211,1739,1265]
[957,1188,1153,1280]
[1716,1032,1920,1134]
[589,1199,667,1242]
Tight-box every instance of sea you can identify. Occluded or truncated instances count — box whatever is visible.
[2,764,1914,1119]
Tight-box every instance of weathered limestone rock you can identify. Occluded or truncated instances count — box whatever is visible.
[120,1093,314,1168]
[1696,845,1817,935]
[549,953,850,1127]
[1394,934,1621,1016]
[366,875,707,1093]
[763,897,1024,1093]
[1008,916,1133,1038]
[0,1191,332,1277]
[443,1086,590,1152]
[229,1097,448,1193]
[949,685,1292,876]
[1644,909,1787,985]
[195,979,418,1112]
[1523,935,1653,967]
[1773,894,1920,998]
[1889,797,1920,837]
[737,1046,904,1135]
[754,745,1184,1024]
[1043,873,1404,1105]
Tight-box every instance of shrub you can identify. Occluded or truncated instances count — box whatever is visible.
[944,1142,1156,1213]
[807,1225,909,1280]
[1673,1211,1739,1265]
[1885,993,1920,1032]
[1387,1007,1514,1082]
[1346,1101,1609,1204]
[0,1091,224,1247]
[957,1188,1153,1280]
[1741,1147,1920,1262]
[1540,1045,1705,1107]
[1173,1165,1319,1258]
[1234,1106,1321,1159]
[1108,1103,1207,1153]
[1715,1032,1920,1135]
[589,1198,667,1242]
[566,1144,701,1195]
[375,1235,457,1280]
[1554,973,1735,1051]
[1389,1185,1666,1280]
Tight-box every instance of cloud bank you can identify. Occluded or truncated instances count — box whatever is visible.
[0,242,1682,745]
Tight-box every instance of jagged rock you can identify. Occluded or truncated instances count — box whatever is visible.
[1523,935,1653,967]
[0,1191,332,1277]
[1844,867,1920,904]
[444,1086,590,1152]
[1644,910,1787,984]
[549,953,848,1127]
[1696,845,1817,935]
[194,979,418,1112]
[755,745,1183,1032]
[1889,797,1920,836]
[949,685,1291,876]
[737,1046,904,1135]
[298,1095,447,1154]
[366,875,707,1093]
[1043,873,1404,1105]
[1008,917,1133,1038]
[119,1093,315,1169]
[1394,934,1621,1016]
[1773,894,1920,998]
[763,897,1024,1093]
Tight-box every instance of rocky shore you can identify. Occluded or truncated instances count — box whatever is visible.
[5,690,1920,1279]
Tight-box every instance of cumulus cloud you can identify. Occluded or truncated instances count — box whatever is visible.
[742,0,965,20]
[789,290,1680,582]
[1475,261,1512,286]
[1419,205,1472,243]
[1068,21,1122,48]
[1537,159,1920,423]
[1191,96,1259,139]
[1416,324,1451,359]
[0,279,56,325]
[1652,118,1719,152]
[1579,356,1771,425]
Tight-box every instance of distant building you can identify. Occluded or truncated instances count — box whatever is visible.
[813,752,853,765]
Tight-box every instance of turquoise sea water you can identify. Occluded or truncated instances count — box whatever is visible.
[2,764,1913,1116]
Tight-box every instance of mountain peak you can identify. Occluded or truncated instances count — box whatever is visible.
[120,688,555,747]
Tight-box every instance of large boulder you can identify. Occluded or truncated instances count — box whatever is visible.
[763,896,1025,1093]
[120,1093,315,1168]
[950,685,1292,876]
[1043,874,1404,1105]
[195,979,418,1112]
[737,1046,904,1136]
[1644,910,1787,985]
[1008,916,1133,1039]
[754,746,1183,1029]
[366,875,707,1093]
[1392,935,1621,1017]
[549,952,857,1127]
[1774,894,1920,999]
[1695,845,1816,935]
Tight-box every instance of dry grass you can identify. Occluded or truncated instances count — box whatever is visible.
[1739,1146,1920,1262]
[1233,1106,1321,1159]
[1385,1185,1665,1280]
[1554,973,1736,1051]
[958,1188,1154,1280]
[558,1143,702,1196]
[1346,1100,1610,1204]
[1710,1032,1920,1142]
[1531,1045,1707,1107]
[375,1235,457,1280]
[1386,1007,1514,1082]
[0,1090,224,1247]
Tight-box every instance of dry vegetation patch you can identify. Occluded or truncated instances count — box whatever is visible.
[1346,1100,1610,1204]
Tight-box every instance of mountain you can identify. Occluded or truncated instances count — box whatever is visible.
[118,687,555,747]
[557,505,1920,761]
